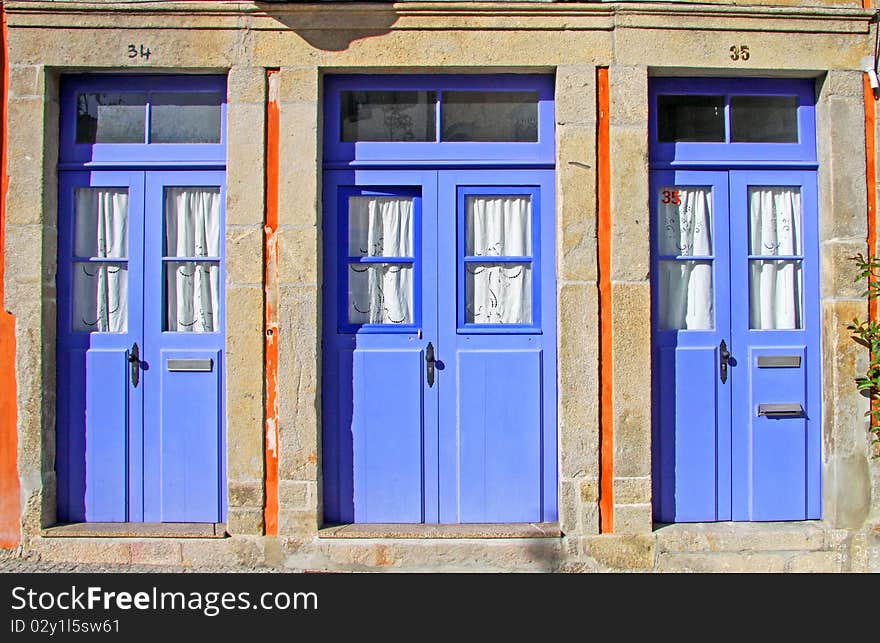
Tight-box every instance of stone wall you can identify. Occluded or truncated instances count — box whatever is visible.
[2,1,878,571]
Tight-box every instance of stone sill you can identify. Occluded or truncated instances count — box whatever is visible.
[318,522,561,539]
[41,522,228,539]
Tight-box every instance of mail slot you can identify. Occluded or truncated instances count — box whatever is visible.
[757,403,804,418]
[167,358,213,372]
[756,355,801,368]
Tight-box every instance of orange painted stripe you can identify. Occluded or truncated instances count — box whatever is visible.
[263,69,280,536]
[865,72,878,435]
[597,67,613,533]
[0,0,21,549]
[864,75,877,322]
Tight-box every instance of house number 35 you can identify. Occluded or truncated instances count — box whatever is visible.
[729,45,750,61]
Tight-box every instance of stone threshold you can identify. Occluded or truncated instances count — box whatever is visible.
[318,522,561,539]
[41,522,228,539]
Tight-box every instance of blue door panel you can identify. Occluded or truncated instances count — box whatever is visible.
[740,345,809,520]
[324,348,354,523]
[57,350,87,522]
[353,349,425,523]
[457,350,543,523]
[662,346,724,522]
[153,350,222,522]
[84,349,130,522]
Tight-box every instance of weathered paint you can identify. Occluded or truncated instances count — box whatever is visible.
[864,72,878,442]
[0,0,20,549]
[597,67,613,533]
[263,69,280,536]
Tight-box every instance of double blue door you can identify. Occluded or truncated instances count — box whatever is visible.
[322,169,557,524]
[652,169,821,521]
[56,170,226,523]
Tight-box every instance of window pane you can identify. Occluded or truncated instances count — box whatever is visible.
[466,195,531,257]
[657,95,725,142]
[731,96,798,143]
[165,262,220,332]
[658,260,713,330]
[74,188,128,258]
[76,93,146,143]
[164,187,222,257]
[442,91,538,142]
[749,260,803,329]
[748,186,803,255]
[657,186,713,257]
[341,91,436,142]
[348,196,413,257]
[150,92,223,143]
[73,262,127,332]
[465,263,531,324]
[348,264,413,324]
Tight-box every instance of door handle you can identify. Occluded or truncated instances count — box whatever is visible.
[719,339,730,384]
[128,341,140,388]
[425,341,435,388]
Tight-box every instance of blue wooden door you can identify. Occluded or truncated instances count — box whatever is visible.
[652,169,820,522]
[57,170,225,522]
[651,171,732,522]
[729,170,821,520]
[322,169,557,523]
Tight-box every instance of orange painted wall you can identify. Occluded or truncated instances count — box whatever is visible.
[0,0,21,549]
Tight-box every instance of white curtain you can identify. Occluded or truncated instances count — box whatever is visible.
[658,187,713,330]
[466,195,531,257]
[348,196,413,324]
[466,196,532,324]
[165,188,221,332]
[73,188,128,332]
[748,187,803,329]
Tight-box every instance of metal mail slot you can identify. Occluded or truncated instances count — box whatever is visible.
[167,358,213,372]
[757,403,804,418]
[757,355,801,369]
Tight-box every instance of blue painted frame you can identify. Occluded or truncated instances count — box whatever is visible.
[649,77,817,167]
[323,74,555,166]
[57,75,228,523]
[336,185,423,334]
[455,185,542,334]
[59,75,227,168]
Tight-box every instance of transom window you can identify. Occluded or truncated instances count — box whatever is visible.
[324,75,554,164]
[649,78,816,165]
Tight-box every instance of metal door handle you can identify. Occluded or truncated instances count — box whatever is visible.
[128,342,140,388]
[719,339,730,384]
[426,341,435,388]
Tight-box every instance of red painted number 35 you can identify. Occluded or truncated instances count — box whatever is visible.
[661,189,681,205]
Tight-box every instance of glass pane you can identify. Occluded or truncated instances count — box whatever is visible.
[465,263,532,324]
[749,260,803,329]
[73,262,127,332]
[340,91,436,142]
[164,187,222,257]
[348,264,413,324]
[76,93,147,143]
[658,260,713,330]
[657,95,725,143]
[74,188,128,258]
[165,262,220,332]
[442,91,538,142]
[466,195,531,257]
[748,186,802,255]
[731,96,798,143]
[150,92,223,143]
[348,196,413,257]
[657,186,713,256]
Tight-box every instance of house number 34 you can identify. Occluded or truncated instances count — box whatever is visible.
[729,45,750,61]
[127,44,152,61]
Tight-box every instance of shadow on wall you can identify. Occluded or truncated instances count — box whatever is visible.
[254,2,400,52]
